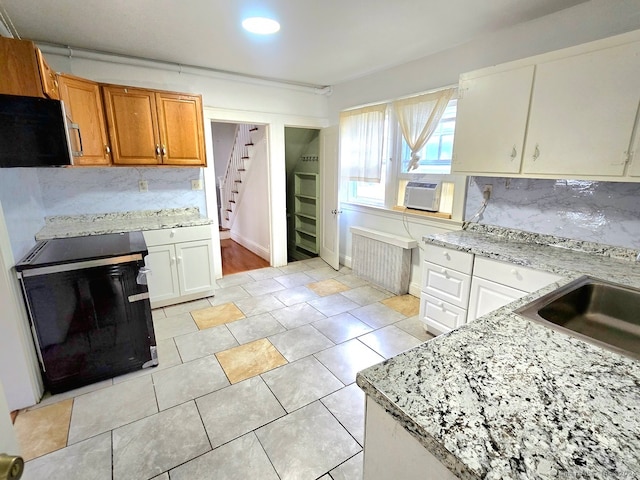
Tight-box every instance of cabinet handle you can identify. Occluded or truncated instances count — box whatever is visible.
[532,144,540,161]
[170,229,176,237]
[105,145,111,154]
[177,256,182,264]
[510,146,517,160]
[162,145,167,156]
[442,251,450,260]
[155,144,161,156]
[510,269,517,275]
[171,256,176,265]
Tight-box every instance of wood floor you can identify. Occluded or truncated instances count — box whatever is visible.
[221,239,270,275]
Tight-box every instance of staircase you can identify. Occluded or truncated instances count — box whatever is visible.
[219,124,259,228]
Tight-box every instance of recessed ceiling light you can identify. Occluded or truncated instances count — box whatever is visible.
[242,17,280,35]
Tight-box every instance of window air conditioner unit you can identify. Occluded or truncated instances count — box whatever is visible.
[404,182,441,212]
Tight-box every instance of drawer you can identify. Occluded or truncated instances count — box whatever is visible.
[424,245,474,274]
[421,261,471,308]
[143,225,212,246]
[472,257,561,293]
[420,292,467,333]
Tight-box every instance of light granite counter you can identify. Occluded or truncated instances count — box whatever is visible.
[35,207,214,240]
[357,224,640,480]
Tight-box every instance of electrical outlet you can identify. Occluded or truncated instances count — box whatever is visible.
[191,179,203,190]
[139,180,148,192]
[483,184,492,198]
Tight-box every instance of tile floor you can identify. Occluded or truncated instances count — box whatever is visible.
[15,259,433,480]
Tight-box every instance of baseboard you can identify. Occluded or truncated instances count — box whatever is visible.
[230,232,270,262]
[408,282,421,297]
[341,255,352,268]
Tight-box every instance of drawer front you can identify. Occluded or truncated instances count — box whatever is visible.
[420,292,467,333]
[143,225,212,246]
[422,261,471,308]
[472,257,561,293]
[424,245,474,274]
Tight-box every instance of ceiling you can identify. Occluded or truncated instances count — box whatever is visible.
[0,0,588,87]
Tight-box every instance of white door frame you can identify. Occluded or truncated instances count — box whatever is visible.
[203,107,328,272]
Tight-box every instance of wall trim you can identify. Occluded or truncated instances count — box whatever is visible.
[230,231,270,262]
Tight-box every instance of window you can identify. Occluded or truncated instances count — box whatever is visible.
[399,99,457,175]
[341,88,458,210]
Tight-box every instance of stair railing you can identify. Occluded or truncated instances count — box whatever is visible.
[220,124,253,227]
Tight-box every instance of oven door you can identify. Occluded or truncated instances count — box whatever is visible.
[19,257,156,393]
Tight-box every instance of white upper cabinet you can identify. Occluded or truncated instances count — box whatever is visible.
[452,29,640,181]
[453,66,533,175]
[522,42,640,177]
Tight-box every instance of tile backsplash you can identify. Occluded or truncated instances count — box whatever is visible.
[465,177,640,249]
[37,167,207,217]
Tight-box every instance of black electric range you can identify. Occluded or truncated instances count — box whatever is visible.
[16,231,157,394]
[16,231,148,272]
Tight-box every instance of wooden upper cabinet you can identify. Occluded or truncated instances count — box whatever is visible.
[0,36,58,98]
[103,86,162,165]
[35,48,59,99]
[156,93,206,166]
[58,74,111,166]
[103,86,206,166]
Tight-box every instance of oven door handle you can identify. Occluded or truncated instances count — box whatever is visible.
[128,292,150,303]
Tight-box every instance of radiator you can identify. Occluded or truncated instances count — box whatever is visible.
[350,227,417,295]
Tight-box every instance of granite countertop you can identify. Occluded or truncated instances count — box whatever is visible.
[35,207,214,240]
[357,224,640,480]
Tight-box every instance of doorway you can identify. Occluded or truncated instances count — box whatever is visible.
[284,127,321,262]
[210,122,271,276]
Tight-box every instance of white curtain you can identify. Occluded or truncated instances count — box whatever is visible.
[393,88,455,171]
[339,104,387,182]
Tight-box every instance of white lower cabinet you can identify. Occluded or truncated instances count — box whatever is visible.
[143,226,215,308]
[420,245,562,334]
[363,397,458,480]
[467,257,561,323]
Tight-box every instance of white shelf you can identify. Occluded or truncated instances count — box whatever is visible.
[293,172,319,255]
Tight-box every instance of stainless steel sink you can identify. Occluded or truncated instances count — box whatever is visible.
[516,276,640,359]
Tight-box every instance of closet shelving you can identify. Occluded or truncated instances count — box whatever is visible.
[293,172,319,255]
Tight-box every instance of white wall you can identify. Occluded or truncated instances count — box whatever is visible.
[0,203,43,411]
[328,0,640,116]
[229,127,271,260]
[0,169,46,260]
[211,123,238,182]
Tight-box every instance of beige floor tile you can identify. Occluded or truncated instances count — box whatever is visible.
[192,303,245,329]
[15,399,73,461]
[381,294,420,317]
[216,339,287,383]
[307,279,350,297]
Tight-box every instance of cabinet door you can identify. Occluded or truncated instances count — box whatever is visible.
[0,37,44,97]
[156,93,206,166]
[34,48,59,99]
[58,75,111,166]
[145,245,180,306]
[103,86,161,165]
[467,277,526,323]
[175,240,215,296]
[523,42,640,176]
[452,66,533,175]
